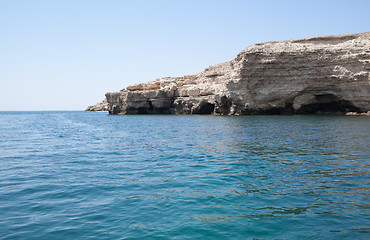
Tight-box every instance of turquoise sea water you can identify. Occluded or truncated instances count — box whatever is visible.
[0,111,369,239]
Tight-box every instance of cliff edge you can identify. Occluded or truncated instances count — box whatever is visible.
[87,32,370,115]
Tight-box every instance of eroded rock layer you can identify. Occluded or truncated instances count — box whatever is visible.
[87,32,370,115]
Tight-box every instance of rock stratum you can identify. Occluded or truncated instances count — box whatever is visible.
[87,32,370,115]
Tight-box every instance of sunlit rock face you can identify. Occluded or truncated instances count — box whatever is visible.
[87,32,370,115]
[85,99,108,112]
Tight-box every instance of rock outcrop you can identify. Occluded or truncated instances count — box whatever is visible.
[87,32,370,115]
[86,98,109,111]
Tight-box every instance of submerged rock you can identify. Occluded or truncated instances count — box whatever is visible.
[87,32,370,115]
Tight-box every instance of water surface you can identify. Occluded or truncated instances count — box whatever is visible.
[0,112,369,239]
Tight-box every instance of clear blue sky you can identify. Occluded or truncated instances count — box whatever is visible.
[0,0,369,110]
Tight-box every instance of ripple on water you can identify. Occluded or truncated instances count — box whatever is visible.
[0,112,369,239]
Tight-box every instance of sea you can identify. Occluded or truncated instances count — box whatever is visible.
[0,111,369,239]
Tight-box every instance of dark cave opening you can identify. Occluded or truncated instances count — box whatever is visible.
[297,101,361,114]
[193,102,215,114]
[296,94,361,114]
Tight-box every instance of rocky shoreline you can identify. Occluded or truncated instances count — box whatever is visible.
[87,32,370,115]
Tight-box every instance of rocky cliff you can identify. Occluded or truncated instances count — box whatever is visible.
[86,32,370,115]
[85,98,108,112]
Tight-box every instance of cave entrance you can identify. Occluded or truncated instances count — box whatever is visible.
[194,102,215,114]
[297,94,360,114]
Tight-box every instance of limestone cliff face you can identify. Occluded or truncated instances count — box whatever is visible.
[86,98,108,112]
[87,32,370,115]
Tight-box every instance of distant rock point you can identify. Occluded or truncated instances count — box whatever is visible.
[86,32,370,115]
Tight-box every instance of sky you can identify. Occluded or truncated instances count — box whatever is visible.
[0,0,369,111]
